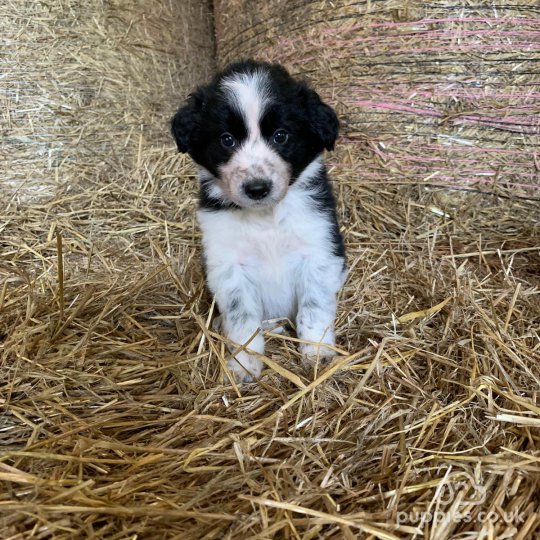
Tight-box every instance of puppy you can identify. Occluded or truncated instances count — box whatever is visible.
[171,60,346,382]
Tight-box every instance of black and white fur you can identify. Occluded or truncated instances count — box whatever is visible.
[171,60,346,382]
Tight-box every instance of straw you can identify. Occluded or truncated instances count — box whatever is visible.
[1,0,215,199]
[1,141,538,538]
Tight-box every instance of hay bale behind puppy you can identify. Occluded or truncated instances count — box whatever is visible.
[214,0,540,200]
[1,0,215,198]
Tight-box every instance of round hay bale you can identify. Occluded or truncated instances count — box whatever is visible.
[1,0,215,198]
[214,0,540,200]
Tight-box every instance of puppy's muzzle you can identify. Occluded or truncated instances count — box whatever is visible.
[243,178,272,201]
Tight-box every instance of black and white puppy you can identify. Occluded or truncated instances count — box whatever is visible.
[171,60,346,382]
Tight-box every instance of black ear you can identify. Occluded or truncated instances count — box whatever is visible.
[170,87,207,153]
[302,86,339,151]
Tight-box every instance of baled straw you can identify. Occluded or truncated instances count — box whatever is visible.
[215,0,540,199]
[1,0,215,199]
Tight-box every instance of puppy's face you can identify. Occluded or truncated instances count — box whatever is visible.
[171,61,339,209]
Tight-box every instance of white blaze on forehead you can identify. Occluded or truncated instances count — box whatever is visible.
[221,70,271,136]
[218,69,290,208]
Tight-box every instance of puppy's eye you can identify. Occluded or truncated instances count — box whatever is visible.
[220,132,236,148]
[272,129,289,145]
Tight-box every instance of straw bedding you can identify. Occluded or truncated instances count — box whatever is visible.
[1,1,540,539]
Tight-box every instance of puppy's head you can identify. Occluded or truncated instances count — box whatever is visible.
[171,60,339,209]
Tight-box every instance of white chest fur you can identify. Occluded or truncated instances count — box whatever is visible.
[198,183,344,322]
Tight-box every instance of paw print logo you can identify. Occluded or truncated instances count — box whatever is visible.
[438,472,487,506]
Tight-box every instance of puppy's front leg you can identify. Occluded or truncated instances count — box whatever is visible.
[296,261,343,362]
[212,268,264,383]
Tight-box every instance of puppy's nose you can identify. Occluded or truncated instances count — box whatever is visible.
[244,179,272,200]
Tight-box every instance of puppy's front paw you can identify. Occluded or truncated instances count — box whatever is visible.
[225,352,263,383]
[300,342,337,364]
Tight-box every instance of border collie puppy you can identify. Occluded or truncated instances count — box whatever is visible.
[171,60,346,382]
